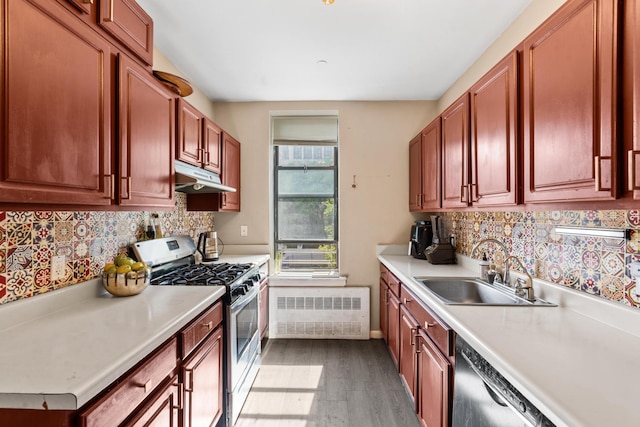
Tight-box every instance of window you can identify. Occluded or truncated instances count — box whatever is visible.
[272,115,338,275]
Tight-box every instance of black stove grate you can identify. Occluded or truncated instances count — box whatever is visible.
[151,263,253,287]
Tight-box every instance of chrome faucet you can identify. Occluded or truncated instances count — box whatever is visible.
[471,238,508,260]
[504,255,535,301]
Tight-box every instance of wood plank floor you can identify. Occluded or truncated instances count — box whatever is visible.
[235,339,421,427]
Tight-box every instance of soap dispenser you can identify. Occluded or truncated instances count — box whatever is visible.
[479,253,490,280]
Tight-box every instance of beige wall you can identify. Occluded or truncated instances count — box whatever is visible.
[211,101,436,329]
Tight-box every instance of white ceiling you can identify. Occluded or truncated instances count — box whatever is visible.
[137,0,532,102]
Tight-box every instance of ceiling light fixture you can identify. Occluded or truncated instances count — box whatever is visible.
[322,0,334,5]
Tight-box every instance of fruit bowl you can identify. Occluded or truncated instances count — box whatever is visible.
[102,267,150,297]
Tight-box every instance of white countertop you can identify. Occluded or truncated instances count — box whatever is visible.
[0,279,225,411]
[378,247,640,427]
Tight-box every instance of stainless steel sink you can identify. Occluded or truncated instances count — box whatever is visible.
[413,277,556,306]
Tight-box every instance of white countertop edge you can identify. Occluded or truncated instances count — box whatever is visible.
[377,250,640,427]
[0,281,226,410]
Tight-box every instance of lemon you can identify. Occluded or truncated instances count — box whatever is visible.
[131,261,147,271]
[103,263,116,272]
[116,264,132,274]
[104,265,117,274]
[114,255,135,267]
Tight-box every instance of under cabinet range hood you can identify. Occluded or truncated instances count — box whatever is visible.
[174,160,236,193]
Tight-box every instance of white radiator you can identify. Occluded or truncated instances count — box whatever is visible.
[269,286,370,340]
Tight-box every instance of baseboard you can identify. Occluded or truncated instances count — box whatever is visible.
[370,330,383,339]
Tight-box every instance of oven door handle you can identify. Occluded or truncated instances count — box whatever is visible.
[230,285,259,311]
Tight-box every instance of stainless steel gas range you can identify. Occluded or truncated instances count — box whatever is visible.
[130,236,261,427]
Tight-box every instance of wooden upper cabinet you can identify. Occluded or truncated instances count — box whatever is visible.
[218,132,241,211]
[441,93,470,209]
[522,0,619,203]
[624,0,640,200]
[118,54,175,208]
[409,118,442,212]
[99,0,154,66]
[203,118,222,174]
[177,99,204,166]
[470,51,520,207]
[421,118,442,210]
[409,133,423,211]
[0,0,113,206]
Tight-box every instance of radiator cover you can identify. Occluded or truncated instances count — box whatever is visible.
[269,286,370,339]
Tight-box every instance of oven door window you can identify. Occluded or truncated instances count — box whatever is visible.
[235,295,258,360]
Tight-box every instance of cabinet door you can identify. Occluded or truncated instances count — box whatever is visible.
[124,377,181,427]
[379,279,388,342]
[624,0,640,200]
[177,99,204,167]
[417,331,451,427]
[399,305,419,406]
[522,0,618,203]
[470,51,519,207]
[441,93,470,209]
[409,133,423,211]
[387,291,400,368]
[182,326,224,427]
[118,54,175,208]
[99,0,153,66]
[0,0,113,205]
[203,118,222,174]
[219,133,241,212]
[421,118,442,210]
[259,279,269,339]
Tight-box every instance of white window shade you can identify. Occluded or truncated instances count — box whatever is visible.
[273,116,338,145]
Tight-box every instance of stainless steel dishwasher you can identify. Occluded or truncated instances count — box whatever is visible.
[452,336,555,427]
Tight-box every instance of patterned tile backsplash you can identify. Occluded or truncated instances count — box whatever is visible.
[440,210,640,309]
[0,194,214,305]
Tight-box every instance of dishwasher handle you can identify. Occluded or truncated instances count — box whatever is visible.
[459,349,550,427]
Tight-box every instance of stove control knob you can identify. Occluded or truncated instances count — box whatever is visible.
[244,280,254,289]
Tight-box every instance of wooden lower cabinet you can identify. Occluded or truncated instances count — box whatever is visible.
[124,376,181,427]
[379,278,389,341]
[387,291,401,368]
[417,330,452,427]
[399,304,419,405]
[259,278,269,339]
[182,326,224,427]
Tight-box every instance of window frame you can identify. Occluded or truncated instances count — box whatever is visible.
[273,144,339,274]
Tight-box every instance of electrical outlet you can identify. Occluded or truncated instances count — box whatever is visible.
[630,262,640,298]
[240,225,248,237]
[51,255,66,281]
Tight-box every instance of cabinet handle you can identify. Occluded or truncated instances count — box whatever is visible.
[173,382,184,410]
[121,176,132,200]
[629,150,640,191]
[594,155,601,191]
[107,174,115,200]
[137,379,153,394]
[184,368,194,393]
[203,321,213,330]
[410,327,417,346]
[83,0,94,4]
[415,194,419,207]
[460,184,471,204]
[470,183,479,202]
[403,297,412,304]
[594,155,612,191]
[415,334,421,354]
[424,321,435,329]
[222,193,227,206]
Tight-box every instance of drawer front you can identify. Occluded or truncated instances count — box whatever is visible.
[180,301,223,358]
[387,273,401,298]
[79,338,178,427]
[400,285,453,357]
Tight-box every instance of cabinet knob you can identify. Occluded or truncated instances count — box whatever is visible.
[203,321,213,330]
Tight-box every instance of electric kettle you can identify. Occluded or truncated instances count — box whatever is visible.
[197,231,221,262]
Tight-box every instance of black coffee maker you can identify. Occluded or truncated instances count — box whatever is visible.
[410,220,433,259]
